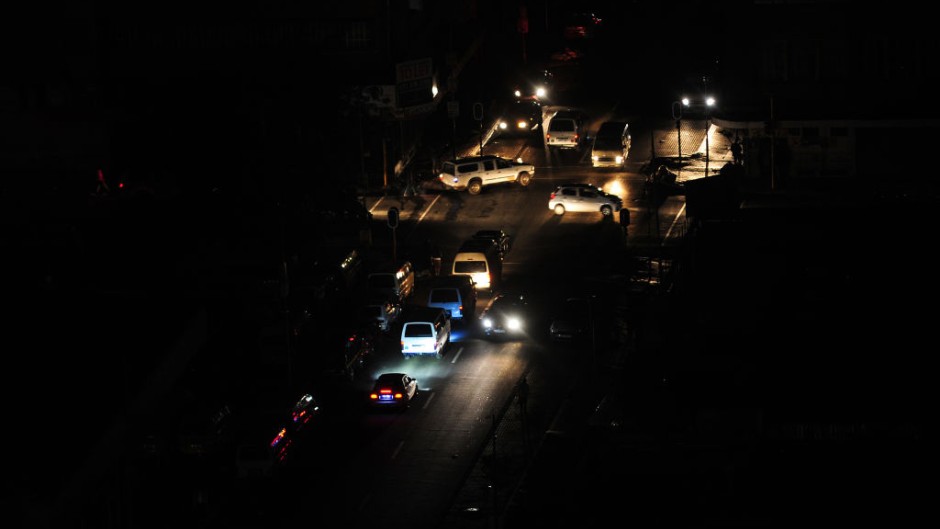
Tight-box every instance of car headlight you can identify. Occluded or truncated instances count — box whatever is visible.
[517,120,528,129]
[535,87,547,98]
[615,156,623,164]
[514,89,522,98]
[499,122,508,130]
[506,317,522,330]
[482,318,493,328]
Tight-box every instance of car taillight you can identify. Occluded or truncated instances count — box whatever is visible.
[550,192,556,199]
[545,133,551,140]
[394,393,403,399]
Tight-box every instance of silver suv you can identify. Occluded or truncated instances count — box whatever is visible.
[548,183,623,217]
[438,155,535,195]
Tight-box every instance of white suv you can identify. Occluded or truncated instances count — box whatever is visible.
[548,183,623,217]
[438,155,535,195]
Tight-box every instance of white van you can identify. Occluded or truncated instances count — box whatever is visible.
[399,306,451,359]
[452,241,502,291]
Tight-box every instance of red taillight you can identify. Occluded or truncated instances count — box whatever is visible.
[574,133,580,142]
[380,388,392,394]
[550,192,556,199]
[545,133,551,141]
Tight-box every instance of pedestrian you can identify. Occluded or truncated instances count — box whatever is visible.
[731,136,743,165]
[427,239,443,276]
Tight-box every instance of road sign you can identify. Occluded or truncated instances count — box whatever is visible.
[473,102,484,121]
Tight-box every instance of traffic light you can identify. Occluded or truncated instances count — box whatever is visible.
[387,207,399,228]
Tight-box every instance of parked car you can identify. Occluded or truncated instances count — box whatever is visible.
[481,291,531,339]
[549,298,591,342]
[472,229,512,257]
[548,183,623,217]
[369,372,418,410]
[356,297,402,332]
[438,155,535,195]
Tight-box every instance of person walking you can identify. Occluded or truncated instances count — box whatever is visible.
[731,136,743,165]
[426,239,443,276]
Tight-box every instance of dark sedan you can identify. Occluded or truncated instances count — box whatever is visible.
[481,291,530,339]
[496,100,543,137]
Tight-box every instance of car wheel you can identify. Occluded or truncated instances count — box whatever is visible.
[601,205,612,217]
[467,179,483,195]
[518,172,531,187]
[554,204,565,215]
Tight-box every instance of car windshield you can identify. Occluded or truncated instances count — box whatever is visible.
[549,120,575,132]
[455,261,487,274]
[404,324,433,338]
[593,139,620,150]
[430,289,459,303]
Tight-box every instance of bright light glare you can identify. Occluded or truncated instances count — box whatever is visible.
[507,318,522,330]
[483,318,493,328]
[682,97,690,107]
[615,156,623,164]
[604,180,626,198]
[535,87,547,98]
[514,89,522,97]
[706,96,715,107]
[432,83,439,98]
[499,122,508,130]
[517,121,528,129]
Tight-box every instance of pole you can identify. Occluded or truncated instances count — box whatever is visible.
[770,95,776,193]
[650,127,656,160]
[705,110,710,177]
[451,112,458,161]
[676,119,682,165]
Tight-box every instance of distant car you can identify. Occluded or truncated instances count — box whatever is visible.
[511,64,554,103]
[481,291,530,339]
[497,99,543,137]
[548,183,623,217]
[472,229,512,257]
[562,11,602,40]
[369,373,418,409]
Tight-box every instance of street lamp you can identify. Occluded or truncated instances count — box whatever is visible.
[705,96,715,176]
